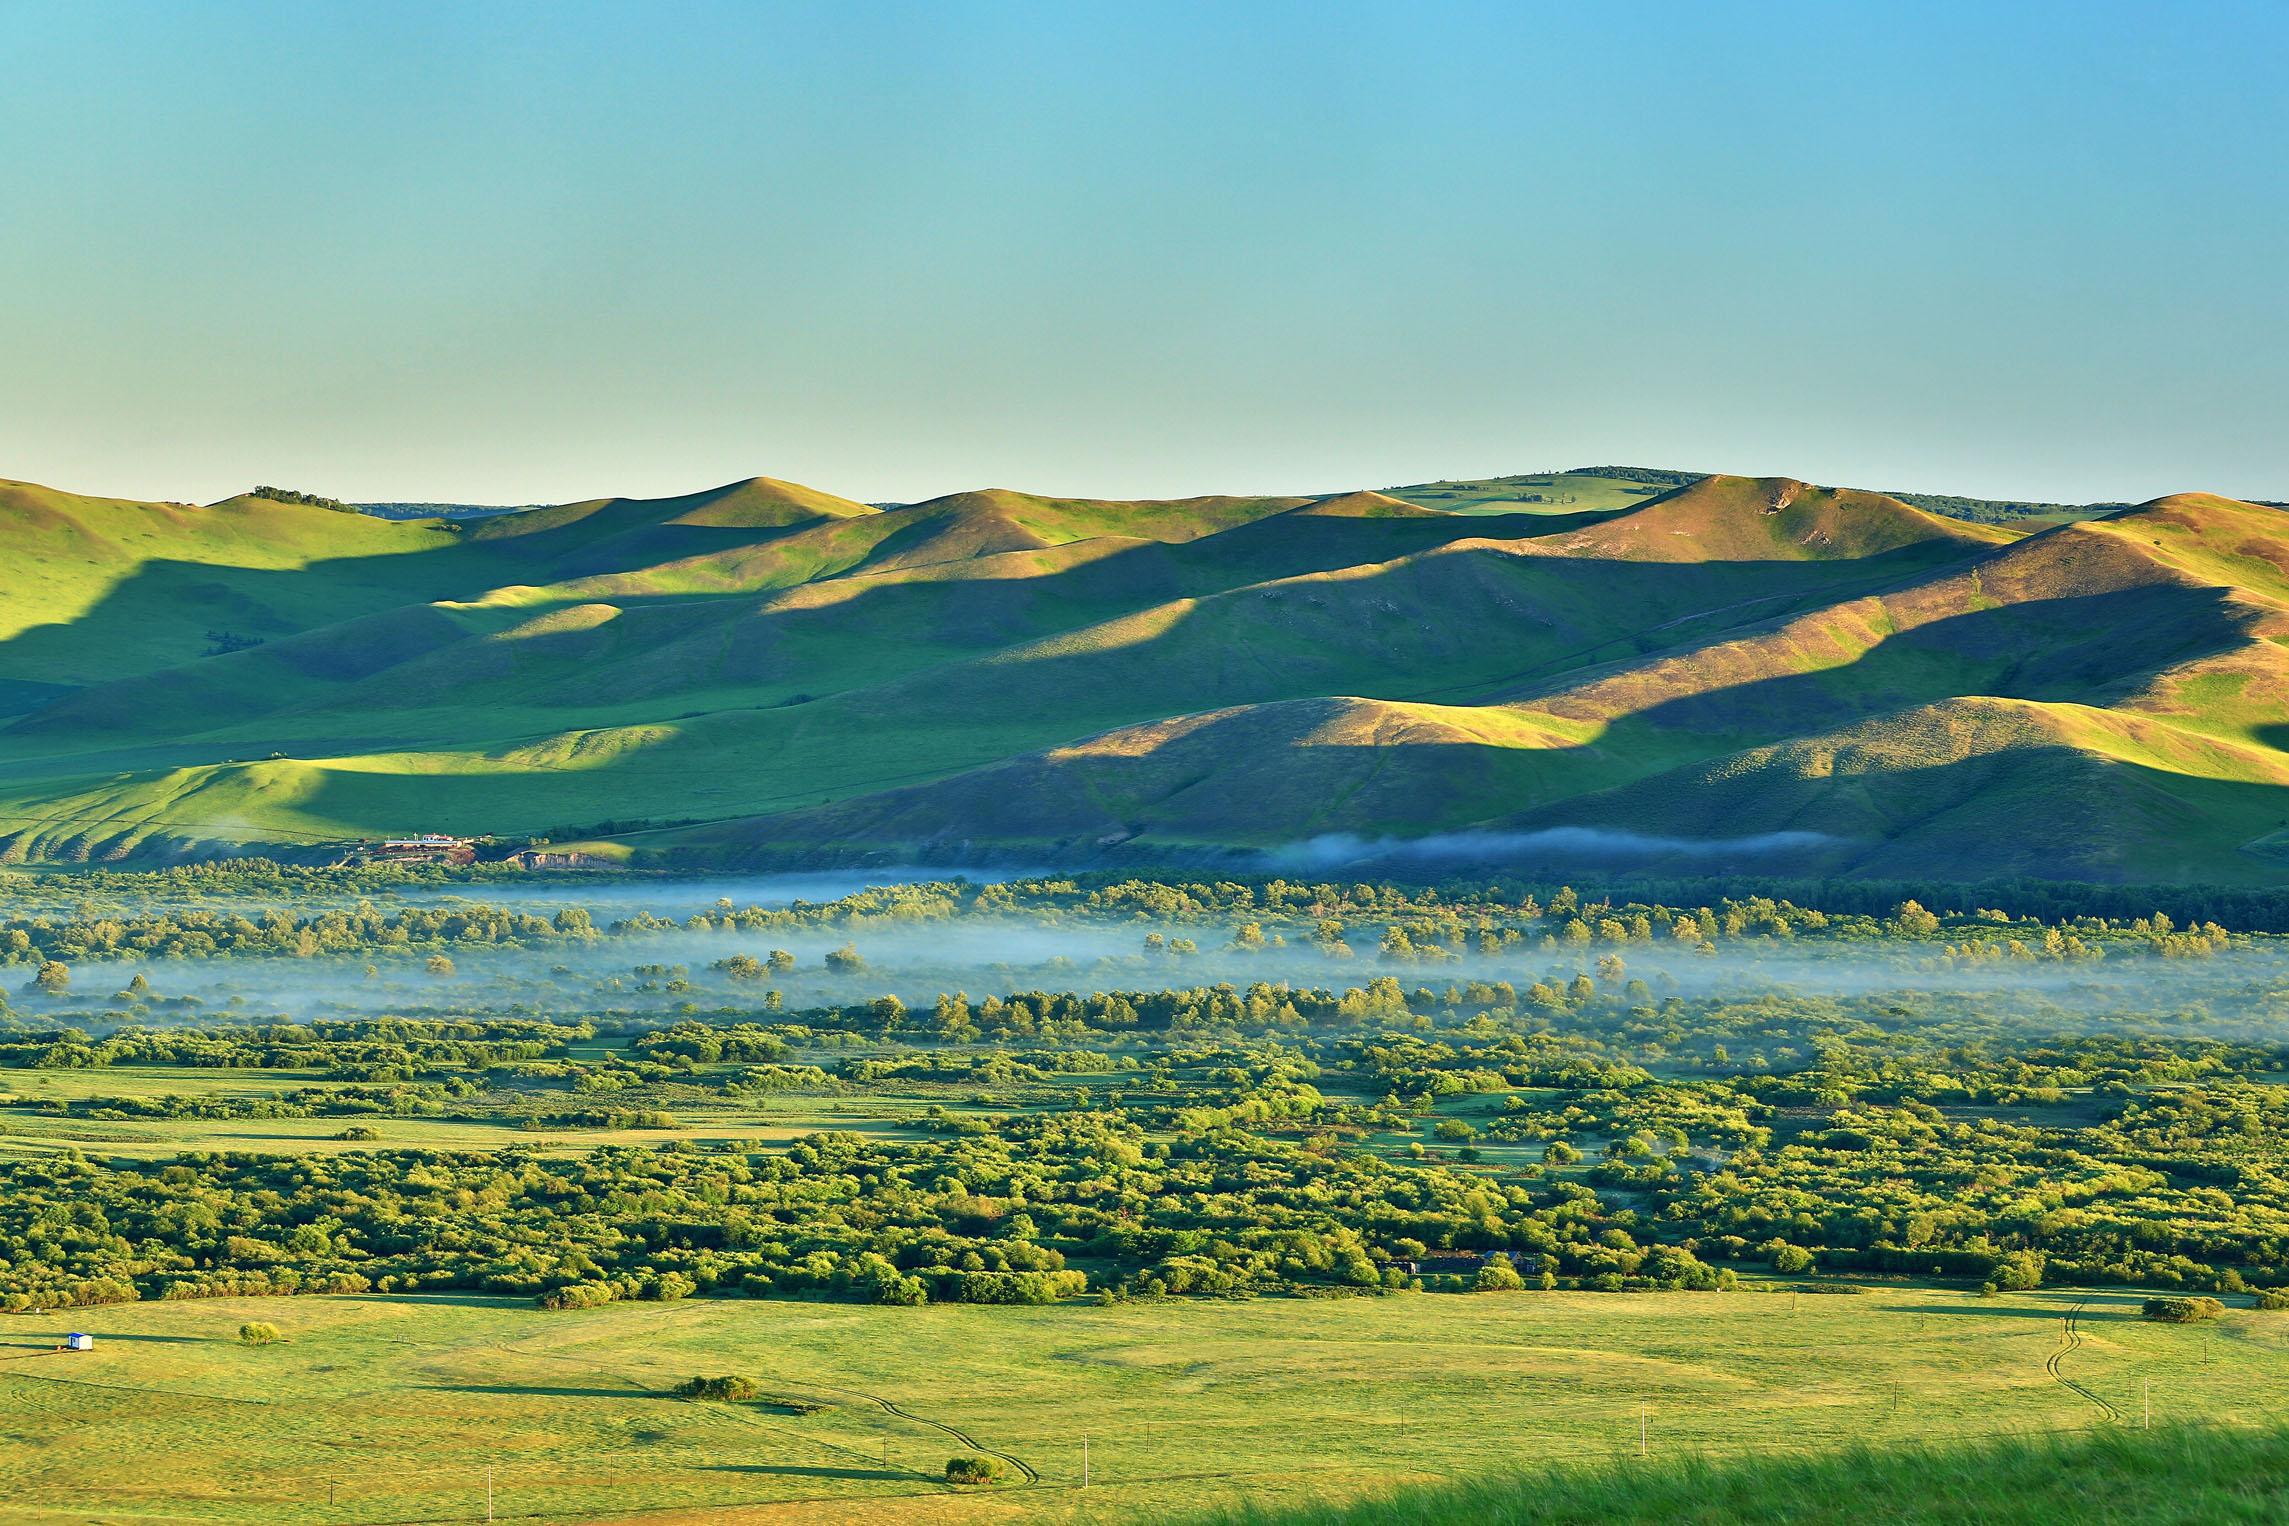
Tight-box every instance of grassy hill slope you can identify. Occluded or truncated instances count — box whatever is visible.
[1210,1424,2289,1526]
[0,479,471,691]
[0,467,2280,880]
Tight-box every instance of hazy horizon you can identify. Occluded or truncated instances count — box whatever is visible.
[3,2,2284,509]
[24,457,2265,517]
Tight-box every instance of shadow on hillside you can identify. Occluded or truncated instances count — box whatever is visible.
[0,540,496,705]
[706,529,2017,749]
[719,705,2289,885]
[0,505,1998,788]
[0,483,889,736]
[0,677,79,721]
[1605,584,2259,740]
[17,491,2280,879]
[463,481,856,581]
[705,571,2279,860]
[847,500,1048,571]
[0,503,1614,743]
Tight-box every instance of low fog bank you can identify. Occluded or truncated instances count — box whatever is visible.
[20,903,2289,1042]
[381,869,1044,918]
[1260,828,1848,875]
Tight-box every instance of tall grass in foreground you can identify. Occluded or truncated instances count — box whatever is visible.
[1213,1425,2289,1525]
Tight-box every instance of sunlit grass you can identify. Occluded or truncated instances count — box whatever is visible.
[1211,1423,2289,1525]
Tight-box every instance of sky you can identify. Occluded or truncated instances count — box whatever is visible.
[1,1,2284,508]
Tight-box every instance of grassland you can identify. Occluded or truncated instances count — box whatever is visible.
[1220,1423,2289,1525]
[0,1060,966,1161]
[5,870,2289,1521]
[0,464,2283,884]
[0,1074,890,1159]
[3,1284,2282,1523]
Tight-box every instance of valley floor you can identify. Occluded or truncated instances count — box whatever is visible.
[0,1284,2281,1523]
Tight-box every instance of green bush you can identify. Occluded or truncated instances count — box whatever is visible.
[2254,1289,2289,1311]
[945,1454,1006,1485]
[537,1280,620,1311]
[2142,1296,2226,1323]
[237,1321,280,1346]
[673,1376,761,1402]
[1473,1259,1526,1292]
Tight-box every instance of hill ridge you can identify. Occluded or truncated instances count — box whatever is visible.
[0,468,2281,881]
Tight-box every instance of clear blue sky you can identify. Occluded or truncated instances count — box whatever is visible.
[2,1,2283,507]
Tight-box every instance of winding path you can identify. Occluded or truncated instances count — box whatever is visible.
[811,1382,1041,1484]
[491,1330,1039,1485]
[2044,1300,2121,1422]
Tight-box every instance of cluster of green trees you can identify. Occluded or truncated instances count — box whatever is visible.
[4,860,2288,1317]
[1,903,588,967]
[2,972,2285,1310]
[3,858,522,905]
[0,1018,590,1076]
[246,486,353,511]
[10,1083,441,1123]
[0,1118,1654,1311]
[1,868,2265,984]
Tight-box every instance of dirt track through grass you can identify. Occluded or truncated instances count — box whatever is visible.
[816,1382,1042,1484]
[1,1285,2281,1522]
[2045,1299,2123,1422]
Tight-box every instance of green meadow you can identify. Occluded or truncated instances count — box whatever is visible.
[0,1061,970,1161]
[3,1285,2280,1524]
[1222,1424,2289,1526]
[3,870,2289,1523]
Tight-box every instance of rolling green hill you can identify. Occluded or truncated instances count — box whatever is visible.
[0,466,2282,882]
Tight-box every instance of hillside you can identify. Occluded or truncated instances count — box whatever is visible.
[1209,1424,2289,1526]
[1382,467,2125,527]
[0,468,2282,882]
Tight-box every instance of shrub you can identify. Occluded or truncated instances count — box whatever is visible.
[2142,1296,2226,1323]
[536,1280,619,1311]
[237,1321,280,1346]
[1473,1259,1526,1292]
[945,1455,1006,1485]
[334,1125,380,1141]
[1989,1250,2045,1291]
[642,1272,696,1302]
[673,1376,761,1402]
[929,1269,1087,1305]
[2255,1289,2289,1311]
